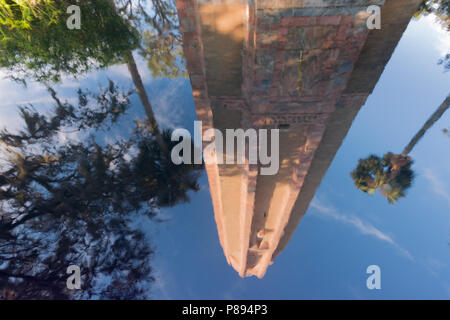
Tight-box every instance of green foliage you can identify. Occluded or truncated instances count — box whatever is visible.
[140,30,187,78]
[351,153,414,204]
[0,0,60,32]
[0,0,140,83]
[0,0,187,84]
[414,0,450,30]
[414,1,449,71]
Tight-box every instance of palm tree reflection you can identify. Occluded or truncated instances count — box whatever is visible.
[351,96,449,204]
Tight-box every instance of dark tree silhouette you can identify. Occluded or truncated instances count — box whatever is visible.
[351,153,414,204]
[0,83,202,299]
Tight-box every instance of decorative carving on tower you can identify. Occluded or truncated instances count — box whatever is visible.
[176,0,423,278]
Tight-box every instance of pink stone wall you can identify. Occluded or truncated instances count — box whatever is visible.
[175,0,417,277]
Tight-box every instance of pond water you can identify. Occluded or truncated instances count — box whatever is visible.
[0,0,449,299]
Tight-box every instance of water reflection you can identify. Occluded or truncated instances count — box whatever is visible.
[414,0,449,32]
[176,0,447,278]
[0,0,139,83]
[352,97,449,204]
[0,0,182,146]
[0,0,198,299]
[0,0,448,299]
[0,81,201,299]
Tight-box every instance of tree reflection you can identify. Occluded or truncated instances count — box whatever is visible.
[414,0,449,31]
[0,83,202,299]
[351,96,449,204]
[414,0,449,70]
[438,53,450,71]
[115,0,187,78]
[0,0,185,152]
[351,153,414,204]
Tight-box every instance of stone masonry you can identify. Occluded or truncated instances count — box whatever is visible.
[176,0,423,278]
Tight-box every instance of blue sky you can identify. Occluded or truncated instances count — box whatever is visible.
[144,15,450,300]
[0,14,449,299]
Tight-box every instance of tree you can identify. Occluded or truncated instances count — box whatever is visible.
[139,28,187,78]
[136,0,187,79]
[351,96,450,204]
[109,0,186,151]
[0,83,202,299]
[0,0,183,152]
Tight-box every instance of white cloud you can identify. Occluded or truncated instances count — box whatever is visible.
[310,198,414,261]
[108,63,132,80]
[422,168,450,205]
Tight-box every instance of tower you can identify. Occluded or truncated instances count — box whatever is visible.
[176,0,422,278]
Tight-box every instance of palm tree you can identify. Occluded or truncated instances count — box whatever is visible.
[401,96,450,156]
[351,153,414,204]
[351,95,450,204]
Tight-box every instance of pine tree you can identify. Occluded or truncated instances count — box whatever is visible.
[0,83,201,299]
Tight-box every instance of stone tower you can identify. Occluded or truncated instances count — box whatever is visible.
[176,0,422,278]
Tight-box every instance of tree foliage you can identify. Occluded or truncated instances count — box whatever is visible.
[351,97,449,204]
[415,0,450,30]
[0,0,186,83]
[351,153,414,204]
[132,0,187,78]
[0,0,140,83]
[140,29,187,78]
[0,83,202,299]
[107,0,187,79]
